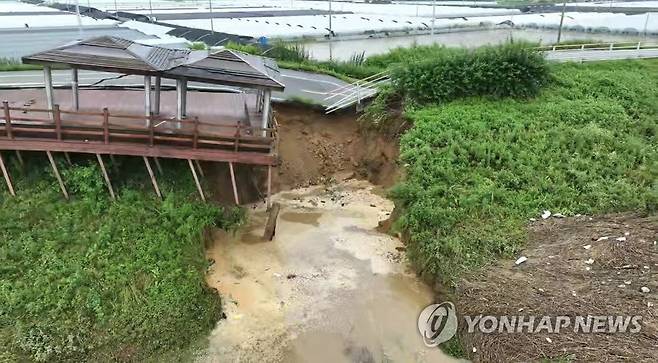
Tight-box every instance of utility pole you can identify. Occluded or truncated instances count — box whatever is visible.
[328,0,332,36]
[431,0,436,36]
[209,0,215,34]
[556,0,567,45]
[114,0,118,14]
[149,0,153,17]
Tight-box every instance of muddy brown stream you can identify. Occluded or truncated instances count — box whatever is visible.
[199,180,456,362]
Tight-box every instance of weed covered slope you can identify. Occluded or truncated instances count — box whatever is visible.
[392,60,658,284]
[0,158,241,361]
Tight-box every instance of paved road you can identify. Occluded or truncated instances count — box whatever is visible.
[0,68,349,106]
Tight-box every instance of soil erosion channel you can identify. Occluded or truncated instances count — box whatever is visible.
[202,180,454,362]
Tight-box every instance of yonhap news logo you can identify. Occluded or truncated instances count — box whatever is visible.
[418,301,643,346]
[417,302,459,346]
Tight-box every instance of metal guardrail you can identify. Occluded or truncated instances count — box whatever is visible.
[537,41,658,52]
[324,71,390,114]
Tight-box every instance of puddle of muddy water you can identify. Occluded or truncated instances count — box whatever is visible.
[199,180,456,363]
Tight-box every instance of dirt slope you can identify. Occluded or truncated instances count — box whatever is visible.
[272,104,399,191]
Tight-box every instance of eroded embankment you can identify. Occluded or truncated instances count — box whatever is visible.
[272,104,400,191]
[199,180,456,363]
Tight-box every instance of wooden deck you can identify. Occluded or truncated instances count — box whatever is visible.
[0,89,277,165]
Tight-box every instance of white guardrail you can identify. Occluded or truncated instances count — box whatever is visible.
[324,71,390,114]
[324,42,658,113]
[536,41,658,53]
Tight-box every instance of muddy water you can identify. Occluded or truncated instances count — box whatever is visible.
[199,180,456,363]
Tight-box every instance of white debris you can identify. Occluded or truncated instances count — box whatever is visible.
[546,337,553,343]
[644,266,650,270]
[648,302,654,308]
[538,288,545,292]
[585,267,591,271]
[273,272,282,278]
[624,280,632,285]
[616,236,626,242]
[624,232,630,236]
[585,258,595,265]
[583,244,592,250]
[541,210,552,219]
[529,218,537,222]
[571,291,577,297]
[515,256,528,265]
[596,236,609,242]
[518,308,524,312]
[575,214,582,217]
[553,213,565,218]
[640,286,651,293]
[472,347,477,353]
[618,284,626,288]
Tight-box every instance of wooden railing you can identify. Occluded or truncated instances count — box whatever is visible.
[0,101,276,156]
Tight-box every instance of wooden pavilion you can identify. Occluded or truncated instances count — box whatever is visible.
[0,36,284,204]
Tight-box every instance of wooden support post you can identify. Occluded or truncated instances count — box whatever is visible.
[192,116,199,149]
[0,152,15,196]
[71,67,79,110]
[153,76,161,115]
[64,152,72,165]
[53,104,62,140]
[96,154,115,200]
[228,161,239,205]
[266,165,272,208]
[154,157,163,175]
[43,66,54,114]
[263,202,280,241]
[143,156,161,199]
[148,112,154,147]
[46,151,68,200]
[15,150,24,168]
[3,101,12,139]
[194,159,204,178]
[144,76,151,125]
[109,154,119,173]
[103,108,109,144]
[188,159,205,202]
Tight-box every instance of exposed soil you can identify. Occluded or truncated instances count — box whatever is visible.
[456,213,658,362]
[272,104,400,191]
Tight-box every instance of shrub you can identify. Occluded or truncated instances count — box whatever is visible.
[391,43,550,104]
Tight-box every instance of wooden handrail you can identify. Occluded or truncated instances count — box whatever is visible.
[3,101,13,139]
[0,105,278,156]
[53,104,62,140]
[103,108,109,144]
[193,117,199,149]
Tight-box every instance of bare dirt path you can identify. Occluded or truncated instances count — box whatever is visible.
[198,180,455,363]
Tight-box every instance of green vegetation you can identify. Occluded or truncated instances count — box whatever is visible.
[389,59,658,284]
[391,44,549,104]
[0,155,242,361]
[0,58,41,71]
[188,41,208,50]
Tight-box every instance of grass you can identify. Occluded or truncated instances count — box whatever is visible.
[0,58,41,71]
[0,154,243,361]
[390,59,658,285]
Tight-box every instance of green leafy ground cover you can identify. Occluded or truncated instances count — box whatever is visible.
[391,59,658,284]
[0,155,242,361]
